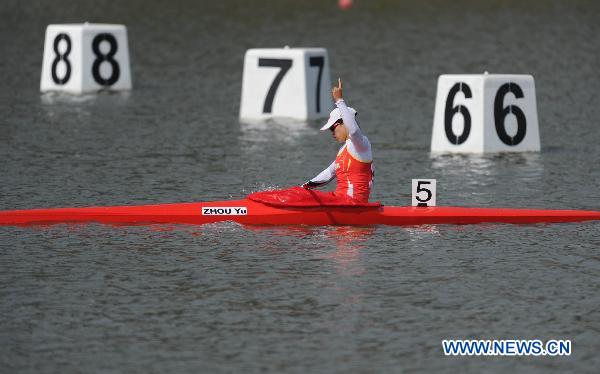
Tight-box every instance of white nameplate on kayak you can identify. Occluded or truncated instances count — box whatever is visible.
[431,74,540,153]
[202,207,248,215]
[412,179,436,207]
[240,47,332,120]
[40,23,132,94]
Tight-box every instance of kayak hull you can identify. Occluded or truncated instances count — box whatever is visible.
[1,199,600,226]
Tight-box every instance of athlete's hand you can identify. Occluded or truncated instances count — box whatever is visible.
[302,181,318,189]
[332,78,343,102]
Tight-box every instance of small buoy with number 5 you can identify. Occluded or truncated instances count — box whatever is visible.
[412,179,437,207]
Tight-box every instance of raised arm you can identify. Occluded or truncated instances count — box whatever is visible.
[332,78,369,151]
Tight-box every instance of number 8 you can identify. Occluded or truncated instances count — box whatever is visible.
[51,33,72,85]
[92,33,120,86]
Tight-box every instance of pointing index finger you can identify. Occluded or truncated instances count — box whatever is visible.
[338,78,342,89]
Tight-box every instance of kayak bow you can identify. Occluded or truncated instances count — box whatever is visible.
[1,199,600,226]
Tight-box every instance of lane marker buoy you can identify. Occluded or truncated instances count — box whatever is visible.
[40,23,132,94]
[240,47,332,120]
[431,74,540,153]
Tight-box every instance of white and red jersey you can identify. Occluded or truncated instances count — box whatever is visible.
[305,100,374,202]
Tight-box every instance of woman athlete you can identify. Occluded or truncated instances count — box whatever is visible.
[301,78,374,203]
[248,79,377,207]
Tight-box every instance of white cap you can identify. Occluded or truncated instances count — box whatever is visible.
[320,107,357,131]
[321,107,357,131]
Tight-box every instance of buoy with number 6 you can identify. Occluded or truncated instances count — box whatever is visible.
[40,23,132,94]
[431,74,540,153]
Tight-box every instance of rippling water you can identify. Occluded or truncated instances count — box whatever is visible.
[1,1,599,373]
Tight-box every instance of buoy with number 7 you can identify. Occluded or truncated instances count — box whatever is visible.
[240,47,332,120]
[431,73,540,153]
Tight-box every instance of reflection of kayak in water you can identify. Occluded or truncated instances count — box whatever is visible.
[1,195,600,227]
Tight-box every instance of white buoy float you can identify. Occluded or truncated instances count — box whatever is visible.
[431,74,540,153]
[412,179,437,207]
[40,23,132,94]
[240,47,332,120]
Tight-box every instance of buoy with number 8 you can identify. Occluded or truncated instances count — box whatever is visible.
[40,23,132,94]
[431,74,540,153]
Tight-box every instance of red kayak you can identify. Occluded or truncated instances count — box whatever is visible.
[1,199,599,226]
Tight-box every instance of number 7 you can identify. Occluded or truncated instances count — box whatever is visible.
[309,56,324,113]
[258,58,293,113]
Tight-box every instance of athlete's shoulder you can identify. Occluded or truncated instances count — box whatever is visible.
[346,138,373,162]
[352,133,371,149]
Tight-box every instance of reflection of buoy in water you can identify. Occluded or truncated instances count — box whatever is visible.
[338,0,353,10]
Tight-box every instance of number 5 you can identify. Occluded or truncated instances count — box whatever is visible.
[412,179,437,207]
[416,181,432,203]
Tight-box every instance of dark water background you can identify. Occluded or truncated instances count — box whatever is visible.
[1,0,599,372]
